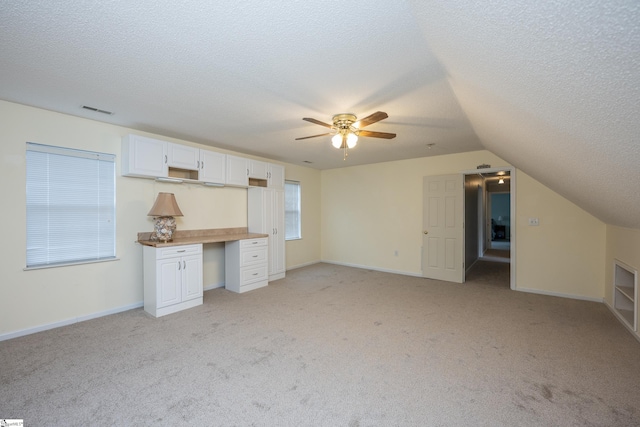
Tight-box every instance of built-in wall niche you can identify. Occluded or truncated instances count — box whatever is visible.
[613,260,637,331]
[248,177,267,187]
[168,167,198,181]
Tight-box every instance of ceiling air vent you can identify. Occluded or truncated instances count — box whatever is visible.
[82,105,114,115]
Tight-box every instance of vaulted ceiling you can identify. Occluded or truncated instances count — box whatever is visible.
[1,1,638,228]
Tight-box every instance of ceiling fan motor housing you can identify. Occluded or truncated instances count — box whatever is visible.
[332,113,357,129]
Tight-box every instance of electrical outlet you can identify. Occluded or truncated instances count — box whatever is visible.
[394,250,399,256]
[528,217,540,226]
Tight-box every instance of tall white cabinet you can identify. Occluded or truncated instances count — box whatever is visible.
[248,187,285,281]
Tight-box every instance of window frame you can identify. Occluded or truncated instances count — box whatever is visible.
[25,142,117,270]
[284,180,301,241]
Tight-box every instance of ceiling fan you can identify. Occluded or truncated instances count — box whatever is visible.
[295,111,396,159]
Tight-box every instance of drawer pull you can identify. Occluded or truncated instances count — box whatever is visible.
[177,250,186,253]
[252,255,258,258]
[252,273,258,276]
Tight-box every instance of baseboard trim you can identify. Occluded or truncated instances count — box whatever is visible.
[286,260,322,271]
[204,282,225,291]
[515,286,603,303]
[0,301,143,342]
[322,260,423,278]
[604,300,640,343]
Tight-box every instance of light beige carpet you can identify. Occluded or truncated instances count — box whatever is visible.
[1,261,639,426]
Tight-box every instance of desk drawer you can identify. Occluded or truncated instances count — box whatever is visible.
[241,247,268,266]
[240,264,268,286]
[240,238,267,249]
[155,244,202,260]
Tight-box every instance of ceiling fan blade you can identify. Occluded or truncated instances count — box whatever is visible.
[356,111,388,128]
[295,132,331,140]
[302,117,333,129]
[358,130,396,139]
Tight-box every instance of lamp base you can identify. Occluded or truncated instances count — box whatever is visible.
[151,216,176,242]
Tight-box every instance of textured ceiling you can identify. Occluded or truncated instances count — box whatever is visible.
[1,1,639,228]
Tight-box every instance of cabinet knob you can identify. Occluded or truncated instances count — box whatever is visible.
[423,230,428,234]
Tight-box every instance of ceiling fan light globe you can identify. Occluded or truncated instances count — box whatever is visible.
[346,133,358,148]
[331,134,343,148]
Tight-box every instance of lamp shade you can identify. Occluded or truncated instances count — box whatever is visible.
[147,192,183,217]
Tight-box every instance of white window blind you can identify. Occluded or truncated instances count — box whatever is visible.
[26,143,116,268]
[285,180,301,240]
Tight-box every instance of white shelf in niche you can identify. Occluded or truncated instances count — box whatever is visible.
[613,259,637,331]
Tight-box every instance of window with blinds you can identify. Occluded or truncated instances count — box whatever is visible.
[26,142,116,268]
[284,180,301,240]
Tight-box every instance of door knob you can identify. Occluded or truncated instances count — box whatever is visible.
[423,230,428,234]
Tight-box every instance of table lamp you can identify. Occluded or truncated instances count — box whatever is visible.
[148,192,183,242]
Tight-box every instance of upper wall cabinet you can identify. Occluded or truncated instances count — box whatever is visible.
[249,160,268,180]
[199,149,226,185]
[226,155,249,187]
[122,134,282,188]
[122,134,168,178]
[267,164,284,189]
[167,143,199,170]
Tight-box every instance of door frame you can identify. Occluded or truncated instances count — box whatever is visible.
[461,167,516,290]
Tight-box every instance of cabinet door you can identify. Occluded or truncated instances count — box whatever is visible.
[157,258,182,308]
[226,155,249,187]
[268,164,285,189]
[181,254,203,301]
[167,143,199,170]
[122,134,167,178]
[250,160,268,179]
[199,150,226,184]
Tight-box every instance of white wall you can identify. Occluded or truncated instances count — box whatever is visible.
[0,100,321,338]
[515,170,606,300]
[321,152,607,300]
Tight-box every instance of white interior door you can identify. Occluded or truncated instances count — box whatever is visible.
[422,174,464,283]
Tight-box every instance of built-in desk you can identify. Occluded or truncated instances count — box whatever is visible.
[138,228,269,317]
[137,227,268,247]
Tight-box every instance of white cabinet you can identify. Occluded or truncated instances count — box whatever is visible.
[267,163,284,189]
[226,155,249,187]
[121,134,168,178]
[225,238,269,293]
[249,160,268,180]
[199,149,226,185]
[248,188,286,281]
[122,134,280,190]
[167,143,199,170]
[143,244,203,317]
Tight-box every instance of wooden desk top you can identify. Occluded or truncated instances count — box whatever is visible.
[137,227,268,248]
